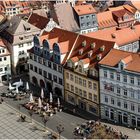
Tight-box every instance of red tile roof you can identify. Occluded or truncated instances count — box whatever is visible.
[99,49,140,73]
[74,4,97,16]
[28,13,49,30]
[69,35,115,69]
[86,24,140,46]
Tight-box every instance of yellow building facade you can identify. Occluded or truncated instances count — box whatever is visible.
[64,65,99,116]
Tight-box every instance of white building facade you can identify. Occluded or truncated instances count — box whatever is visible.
[0,41,11,85]
[99,49,140,129]
[28,36,64,98]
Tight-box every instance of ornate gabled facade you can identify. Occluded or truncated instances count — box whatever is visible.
[64,35,115,116]
[28,28,78,99]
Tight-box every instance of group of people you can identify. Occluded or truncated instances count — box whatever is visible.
[73,120,128,139]
[24,98,62,117]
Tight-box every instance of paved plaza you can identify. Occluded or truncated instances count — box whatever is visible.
[0,103,51,139]
[0,81,140,139]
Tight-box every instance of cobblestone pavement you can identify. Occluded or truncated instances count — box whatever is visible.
[1,80,140,139]
[0,103,51,139]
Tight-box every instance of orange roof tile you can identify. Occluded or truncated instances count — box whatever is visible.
[97,11,117,29]
[99,49,140,73]
[69,35,115,69]
[86,24,140,46]
[74,4,96,16]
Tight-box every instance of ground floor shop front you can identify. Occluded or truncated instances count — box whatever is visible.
[101,105,140,129]
[65,90,99,117]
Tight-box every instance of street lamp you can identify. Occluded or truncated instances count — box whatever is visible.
[28,110,33,123]
[56,124,64,139]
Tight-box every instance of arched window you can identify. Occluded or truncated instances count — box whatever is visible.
[33,36,40,46]
[53,43,61,64]
[43,39,50,59]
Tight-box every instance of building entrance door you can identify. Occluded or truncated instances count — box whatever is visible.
[79,100,86,110]
[118,112,122,124]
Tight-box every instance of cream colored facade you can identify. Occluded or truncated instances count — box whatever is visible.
[64,68,99,116]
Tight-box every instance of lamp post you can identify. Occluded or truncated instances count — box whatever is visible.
[28,110,33,123]
[42,115,49,132]
[56,124,64,139]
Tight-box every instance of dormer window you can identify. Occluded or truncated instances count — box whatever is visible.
[100,45,105,52]
[82,40,86,47]
[79,49,83,55]
[90,43,95,49]
[88,50,93,58]
[97,54,102,60]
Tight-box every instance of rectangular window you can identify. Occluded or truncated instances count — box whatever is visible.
[117,87,120,94]
[53,75,57,82]
[48,73,52,80]
[75,87,78,94]
[5,67,7,71]
[83,91,87,98]
[130,90,135,99]
[0,58,2,61]
[30,64,33,70]
[88,81,92,89]
[111,98,114,105]
[43,71,47,78]
[117,100,121,107]
[70,74,74,81]
[117,73,120,81]
[83,79,86,87]
[66,72,69,79]
[94,94,97,102]
[93,83,97,90]
[89,92,92,100]
[105,96,108,103]
[58,66,62,73]
[0,68,2,72]
[71,85,74,92]
[34,66,37,73]
[131,103,135,111]
[75,76,78,84]
[110,86,114,92]
[110,72,114,79]
[79,89,82,96]
[104,70,107,78]
[53,63,57,70]
[123,89,127,96]
[48,61,52,68]
[124,102,127,109]
[123,75,127,83]
[39,68,42,75]
[89,105,97,114]
[59,78,62,85]
[130,77,134,84]
[79,78,82,85]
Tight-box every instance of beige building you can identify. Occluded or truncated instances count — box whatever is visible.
[64,35,115,116]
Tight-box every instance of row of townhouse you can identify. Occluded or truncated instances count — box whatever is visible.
[27,2,140,35]
[27,26,140,126]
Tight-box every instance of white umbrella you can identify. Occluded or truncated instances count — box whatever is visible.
[29,93,34,103]
[16,86,19,94]
[26,82,29,90]
[49,92,53,103]
[38,97,42,108]
[41,88,44,99]
[57,98,60,107]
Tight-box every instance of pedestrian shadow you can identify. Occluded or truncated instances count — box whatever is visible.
[7,112,15,115]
